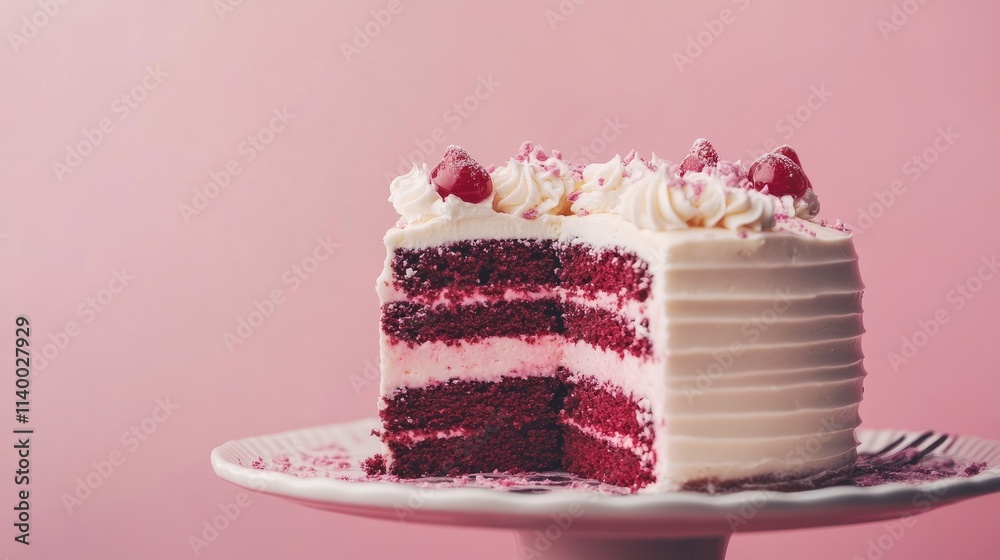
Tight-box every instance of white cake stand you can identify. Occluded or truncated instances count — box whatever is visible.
[211,418,1000,560]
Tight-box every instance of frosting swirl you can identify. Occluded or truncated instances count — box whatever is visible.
[388,143,822,232]
[491,143,574,218]
[572,151,659,215]
[389,164,494,224]
[616,167,776,231]
[572,155,626,215]
[389,164,440,224]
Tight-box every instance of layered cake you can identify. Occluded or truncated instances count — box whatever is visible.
[367,140,866,493]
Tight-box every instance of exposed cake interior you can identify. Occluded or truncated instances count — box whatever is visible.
[379,237,658,489]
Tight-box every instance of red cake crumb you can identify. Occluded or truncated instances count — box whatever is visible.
[361,454,387,476]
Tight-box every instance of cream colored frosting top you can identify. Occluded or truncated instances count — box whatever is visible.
[388,146,831,233]
[616,167,776,232]
[389,164,494,224]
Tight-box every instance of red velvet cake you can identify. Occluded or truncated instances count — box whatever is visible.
[368,141,865,493]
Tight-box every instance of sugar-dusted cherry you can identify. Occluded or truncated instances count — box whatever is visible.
[678,138,720,175]
[747,149,809,198]
[430,145,493,203]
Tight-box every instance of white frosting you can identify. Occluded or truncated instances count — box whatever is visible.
[572,155,626,215]
[490,150,575,218]
[616,168,776,232]
[388,164,439,224]
[571,152,659,215]
[388,164,495,225]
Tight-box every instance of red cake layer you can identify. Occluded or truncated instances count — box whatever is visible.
[389,240,652,303]
[381,299,563,345]
[386,426,564,478]
[391,239,561,298]
[557,243,652,302]
[381,300,651,357]
[381,376,565,477]
[561,374,652,447]
[380,376,564,432]
[378,375,656,489]
[562,424,656,490]
[562,301,652,358]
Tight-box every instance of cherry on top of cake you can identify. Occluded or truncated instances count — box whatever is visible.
[747,145,811,198]
[678,138,720,176]
[389,138,842,234]
[430,146,493,204]
[425,139,815,204]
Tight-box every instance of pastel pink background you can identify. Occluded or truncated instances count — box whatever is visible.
[2,0,999,558]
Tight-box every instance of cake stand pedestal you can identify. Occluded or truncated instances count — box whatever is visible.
[512,534,730,560]
[211,419,1000,560]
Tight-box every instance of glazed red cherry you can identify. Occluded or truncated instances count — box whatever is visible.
[773,145,813,192]
[773,145,802,168]
[430,145,493,203]
[747,153,808,197]
[679,138,719,175]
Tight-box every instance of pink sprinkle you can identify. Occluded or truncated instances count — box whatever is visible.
[551,167,562,177]
[737,231,748,238]
[533,147,548,162]
[522,209,539,220]
[568,190,582,202]
[598,177,605,186]
[552,149,563,159]
[515,141,533,163]
[578,209,591,216]
[623,149,638,165]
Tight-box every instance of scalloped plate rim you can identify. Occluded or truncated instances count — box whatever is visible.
[211,418,1000,533]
